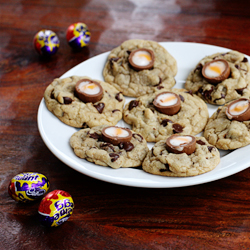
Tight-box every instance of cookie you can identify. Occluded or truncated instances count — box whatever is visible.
[142,136,220,177]
[103,39,177,97]
[204,98,250,150]
[44,76,125,128]
[70,125,149,169]
[185,51,250,105]
[123,89,209,142]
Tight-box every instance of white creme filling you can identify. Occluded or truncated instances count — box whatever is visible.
[228,100,249,116]
[79,81,100,95]
[105,127,129,138]
[170,136,192,151]
[132,51,152,66]
[155,93,178,106]
[205,61,226,78]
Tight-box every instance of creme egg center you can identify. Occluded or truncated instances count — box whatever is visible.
[205,61,226,77]
[155,93,178,106]
[79,81,100,95]
[229,100,249,116]
[132,51,152,66]
[105,127,129,138]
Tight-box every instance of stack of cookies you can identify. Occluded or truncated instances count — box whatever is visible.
[44,39,250,177]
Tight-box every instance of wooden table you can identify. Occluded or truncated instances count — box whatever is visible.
[1,0,250,249]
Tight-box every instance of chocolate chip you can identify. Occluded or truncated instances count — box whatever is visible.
[216,108,221,115]
[235,65,247,72]
[129,100,139,110]
[173,123,183,133]
[132,133,143,142]
[203,87,214,100]
[196,140,206,145]
[208,146,214,152]
[185,90,193,96]
[157,86,164,90]
[179,94,184,102]
[118,142,134,152]
[115,93,123,102]
[110,57,120,69]
[151,148,155,156]
[242,57,248,62]
[236,87,246,95]
[50,91,55,99]
[81,122,89,128]
[100,143,115,152]
[160,163,170,172]
[94,103,105,113]
[110,57,119,63]
[112,109,120,113]
[63,97,72,104]
[89,133,100,140]
[109,153,119,162]
[127,50,131,55]
[195,63,203,72]
[161,119,173,127]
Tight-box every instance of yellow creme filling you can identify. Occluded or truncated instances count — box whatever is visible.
[205,61,226,77]
[138,53,151,61]
[160,95,176,103]
[231,103,248,113]
[209,65,222,75]
[114,128,123,136]
[79,82,100,95]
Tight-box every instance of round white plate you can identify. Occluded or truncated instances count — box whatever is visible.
[37,42,250,188]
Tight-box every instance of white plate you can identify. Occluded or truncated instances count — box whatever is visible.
[37,42,250,188]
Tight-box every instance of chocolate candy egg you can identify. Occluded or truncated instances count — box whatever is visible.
[38,190,74,227]
[75,79,103,103]
[166,135,196,155]
[102,126,132,146]
[153,92,181,115]
[226,98,250,121]
[33,29,60,56]
[128,48,155,71]
[66,22,91,49]
[202,59,230,84]
[8,172,50,203]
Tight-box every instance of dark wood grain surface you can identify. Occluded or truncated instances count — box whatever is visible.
[1,0,250,249]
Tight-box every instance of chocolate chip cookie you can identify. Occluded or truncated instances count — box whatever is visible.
[70,125,149,169]
[103,39,177,97]
[123,89,209,142]
[142,136,220,177]
[44,76,125,128]
[204,98,250,149]
[185,51,250,105]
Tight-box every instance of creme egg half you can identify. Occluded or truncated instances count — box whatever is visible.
[129,48,155,71]
[78,80,101,95]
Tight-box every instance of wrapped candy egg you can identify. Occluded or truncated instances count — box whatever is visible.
[166,135,196,155]
[8,172,50,202]
[202,59,230,84]
[38,190,74,227]
[153,92,181,115]
[33,29,60,56]
[128,48,155,71]
[66,22,91,49]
